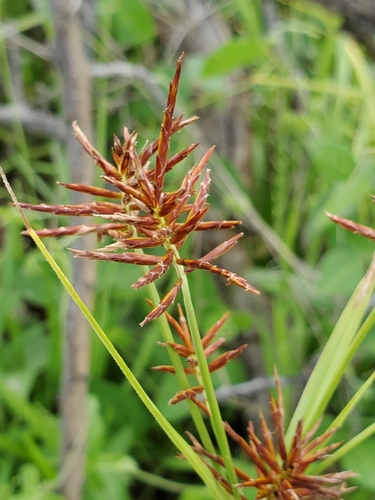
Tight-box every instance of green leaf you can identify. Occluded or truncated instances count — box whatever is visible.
[286,252,375,441]
[305,156,375,237]
[91,378,149,439]
[10,464,63,500]
[317,247,364,298]
[89,455,134,500]
[0,377,58,448]
[308,137,355,182]
[203,39,263,76]
[99,0,156,47]
[180,486,213,500]
[341,437,375,491]
[87,396,106,455]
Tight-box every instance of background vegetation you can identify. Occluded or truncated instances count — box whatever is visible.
[1,0,375,499]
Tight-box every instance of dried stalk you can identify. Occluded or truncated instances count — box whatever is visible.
[50,1,95,499]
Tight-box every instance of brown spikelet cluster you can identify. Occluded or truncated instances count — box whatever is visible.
[18,54,259,326]
[152,304,247,415]
[187,370,356,499]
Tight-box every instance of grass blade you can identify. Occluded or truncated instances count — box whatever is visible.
[286,251,375,442]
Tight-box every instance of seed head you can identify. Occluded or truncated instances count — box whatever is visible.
[19,54,259,325]
[188,369,357,499]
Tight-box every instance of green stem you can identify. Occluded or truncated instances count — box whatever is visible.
[173,262,240,500]
[144,275,216,455]
[130,466,190,493]
[344,304,375,365]
[134,245,214,454]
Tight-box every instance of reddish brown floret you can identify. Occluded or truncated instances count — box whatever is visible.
[169,386,210,416]
[326,211,375,241]
[140,279,183,327]
[177,258,260,294]
[57,182,123,199]
[70,248,163,266]
[132,251,174,289]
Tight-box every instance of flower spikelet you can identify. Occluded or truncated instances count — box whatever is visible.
[18,54,259,324]
[326,210,375,241]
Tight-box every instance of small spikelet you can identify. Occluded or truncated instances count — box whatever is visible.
[167,146,215,225]
[169,386,204,404]
[166,304,193,350]
[207,344,247,372]
[185,432,249,498]
[140,279,182,327]
[202,312,230,347]
[21,222,126,239]
[101,175,151,208]
[154,53,183,202]
[171,205,210,244]
[326,211,375,241]
[184,235,243,274]
[165,143,199,172]
[189,169,211,217]
[72,121,120,179]
[70,248,163,266]
[57,182,123,199]
[169,387,210,416]
[195,220,241,231]
[93,213,159,229]
[139,115,199,166]
[132,251,174,289]
[159,187,188,218]
[151,364,178,374]
[18,201,125,216]
[201,234,244,262]
[177,258,260,294]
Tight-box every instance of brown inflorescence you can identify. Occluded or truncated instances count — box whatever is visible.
[187,369,357,499]
[19,54,259,326]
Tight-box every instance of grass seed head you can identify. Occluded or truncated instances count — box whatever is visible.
[19,54,259,324]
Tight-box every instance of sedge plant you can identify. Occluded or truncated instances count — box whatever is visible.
[3,54,375,499]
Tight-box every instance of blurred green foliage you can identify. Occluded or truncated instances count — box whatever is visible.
[1,0,375,498]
